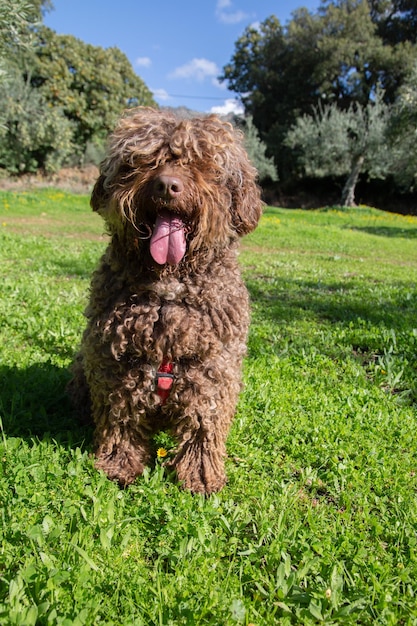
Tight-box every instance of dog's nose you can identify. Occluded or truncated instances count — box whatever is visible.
[153,175,184,200]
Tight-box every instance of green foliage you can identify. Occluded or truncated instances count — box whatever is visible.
[82,138,106,168]
[240,116,278,182]
[221,13,322,178]
[0,0,52,83]
[0,1,44,59]
[370,0,417,44]
[0,25,156,174]
[316,0,405,105]
[388,60,417,190]
[284,90,392,205]
[1,190,417,624]
[0,72,74,173]
[222,0,417,185]
[27,27,156,153]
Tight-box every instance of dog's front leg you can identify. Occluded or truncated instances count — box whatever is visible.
[170,407,233,495]
[93,415,151,487]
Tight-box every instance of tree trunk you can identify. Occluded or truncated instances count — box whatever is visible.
[340,154,364,206]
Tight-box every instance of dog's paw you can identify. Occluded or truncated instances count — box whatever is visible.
[171,445,227,495]
[179,471,227,495]
[95,445,149,487]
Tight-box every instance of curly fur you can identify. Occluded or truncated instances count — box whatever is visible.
[69,107,263,494]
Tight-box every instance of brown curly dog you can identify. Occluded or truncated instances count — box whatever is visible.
[69,107,263,494]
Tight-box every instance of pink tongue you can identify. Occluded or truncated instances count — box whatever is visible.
[150,211,186,265]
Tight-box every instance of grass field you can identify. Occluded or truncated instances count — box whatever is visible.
[0,188,416,625]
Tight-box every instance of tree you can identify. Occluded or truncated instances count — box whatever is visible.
[0,21,156,173]
[284,90,391,205]
[240,116,278,182]
[25,27,156,160]
[0,4,157,174]
[388,60,417,189]
[221,0,417,182]
[0,3,59,172]
[319,0,416,103]
[370,0,417,44]
[0,0,51,61]
[0,71,73,173]
[221,13,325,178]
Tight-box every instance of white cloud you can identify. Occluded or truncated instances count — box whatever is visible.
[135,57,152,68]
[151,88,170,101]
[216,0,249,24]
[170,58,219,83]
[212,77,227,90]
[210,98,244,116]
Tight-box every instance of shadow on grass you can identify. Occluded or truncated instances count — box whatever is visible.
[0,362,92,448]
[0,363,173,477]
[247,278,417,333]
[348,226,417,239]
[247,277,417,404]
[51,257,99,279]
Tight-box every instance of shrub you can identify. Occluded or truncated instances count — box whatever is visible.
[0,73,74,173]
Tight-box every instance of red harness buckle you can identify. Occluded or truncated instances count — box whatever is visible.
[156,359,174,404]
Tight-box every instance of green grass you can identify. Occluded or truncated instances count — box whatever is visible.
[1,189,417,625]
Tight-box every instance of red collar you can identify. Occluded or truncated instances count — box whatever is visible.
[156,359,174,404]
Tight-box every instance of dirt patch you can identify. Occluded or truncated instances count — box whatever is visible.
[0,165,99,194]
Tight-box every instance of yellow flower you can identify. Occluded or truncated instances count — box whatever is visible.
[157,448,168,458]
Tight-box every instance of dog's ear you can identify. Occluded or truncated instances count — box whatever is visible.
[90,174,109,212]
[230,172,263,235]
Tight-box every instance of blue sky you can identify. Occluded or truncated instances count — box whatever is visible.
[44,0,320,114]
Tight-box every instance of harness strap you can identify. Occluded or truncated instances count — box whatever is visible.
[156,359,174,404]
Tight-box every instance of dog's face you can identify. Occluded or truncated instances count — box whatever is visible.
[91,107,263,266]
